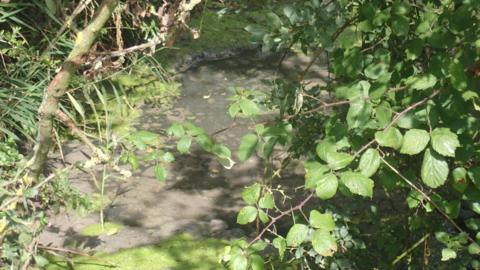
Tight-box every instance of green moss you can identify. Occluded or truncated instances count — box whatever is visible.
[156,9,261,67]
[81,222,124,236]
[46,234,226,270]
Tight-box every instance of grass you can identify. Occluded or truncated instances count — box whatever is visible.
[45,234,227,270]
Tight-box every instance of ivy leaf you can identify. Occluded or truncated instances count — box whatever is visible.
[315,173,338,200]
[326,152,354,170]
[242,183,261,205]
[358,148,381,177]
[340,172,374,198]
[286,224,309,247]
[311,229,338,256]
[315,140,336,161]
[400,129,430,155]
[272,237,286,261]
[431,128,460,157]
[405,74,437,90]
[309,210,335,231]
[237,134,258,161]
[421,148,449,188]
[177,136,192,154]
[237,206,257,224]
[375,128,403,149]
[154,165,167,182]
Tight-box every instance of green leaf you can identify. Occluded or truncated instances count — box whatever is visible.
[315,140,336,161]
[67,92,85,119]
[258,193,275,209]
[154,165,167,182]
[467,167,480,190]
[405,74,437,90]
[449,61,468,91]
[358,149,381,177]
[250,254,264,270]
[392,0,410,15]
[375,101,392,128]
[239,99,260,117]
[431,128,460,157]
[34,255,49,267]
[405,38,424,60]
[160,152,175,163]
[272,237,286,261]
[230,254,248,270]
[315,173,338,200]
[452,167,468,193]
[258,209,269,223]
[340,172,374,198]
[237,134,258,161]
[390,15,410,36]
[167,123,185,138]
[229,102,241,117]
[286,224,309,247]
[347,100,372,130]
[309,210,335,231]
[400,129,430,155]
[375,128,403,149]
[128,153,139,170]
[468,243,480,255]
[311,229,338,256]
[242,183,261,205]
[237,206,258,224]
[421,148,449,188]
[326,152,354,170]
[213,144,231,159]
[364,62,388,80]
[304,161,330,189]
[177,136,192,154]
[441,248,456,261]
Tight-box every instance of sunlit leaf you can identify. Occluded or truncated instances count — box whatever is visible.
[421,148,449,188]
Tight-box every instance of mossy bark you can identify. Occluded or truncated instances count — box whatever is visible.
[29,0,118,179]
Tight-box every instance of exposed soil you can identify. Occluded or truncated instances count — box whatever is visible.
[39,51,329,253]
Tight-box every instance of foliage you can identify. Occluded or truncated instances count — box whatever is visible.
[215,0,480,269]
[0,141,92,268]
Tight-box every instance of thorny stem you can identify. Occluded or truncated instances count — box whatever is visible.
[380,156,476,244]
[249,192,314,246]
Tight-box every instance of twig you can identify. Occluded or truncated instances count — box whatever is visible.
[41,0,93,57]
[380,156,476,244]
[391,233,430,265]
[38,244,117,267]
[384,90,440,130]
[249,192,314,245]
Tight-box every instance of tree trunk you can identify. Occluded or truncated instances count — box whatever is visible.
[29,0,118,179]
